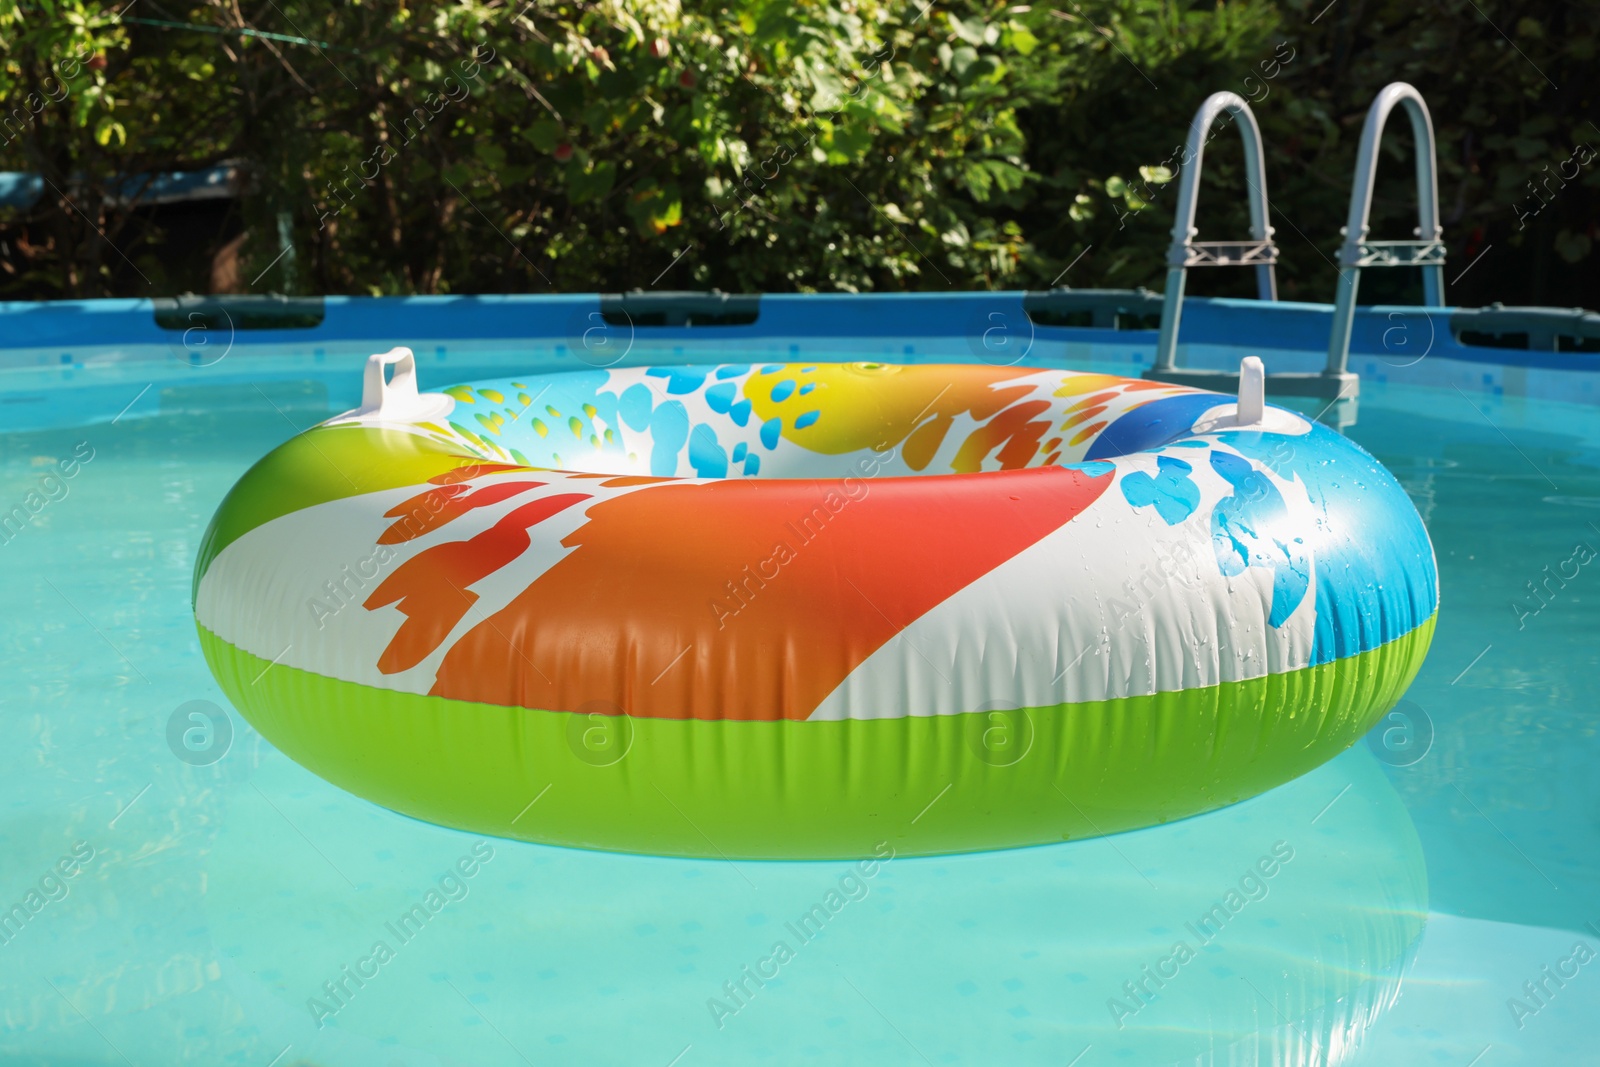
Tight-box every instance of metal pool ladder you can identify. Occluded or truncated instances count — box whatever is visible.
[1145,91,1279,389]
[1325,81,1446,387]
[1143,81,1445,406]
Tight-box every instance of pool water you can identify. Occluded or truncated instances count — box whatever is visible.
[2,362,1598,1066]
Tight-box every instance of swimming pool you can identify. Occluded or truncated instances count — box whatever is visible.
[2,292,1597,1065]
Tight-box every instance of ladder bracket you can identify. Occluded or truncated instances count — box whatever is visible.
[1178,240,1280,268]
[1344,239,1446,268]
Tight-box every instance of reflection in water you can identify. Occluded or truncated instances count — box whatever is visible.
[182,747,1426,1067]
[0,748,1425,1065]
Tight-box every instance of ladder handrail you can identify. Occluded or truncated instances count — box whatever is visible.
[1152,92,1278,373]
[1326,82,1445,376]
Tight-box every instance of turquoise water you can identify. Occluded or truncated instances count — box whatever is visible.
[2,362,1598,1066]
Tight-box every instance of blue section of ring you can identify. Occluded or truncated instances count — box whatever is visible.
[1085,394,1228,460]
[1094,398,1438,663]
[1209,425,1438,664]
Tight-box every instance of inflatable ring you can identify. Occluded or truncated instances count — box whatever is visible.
[194,349,1437,859]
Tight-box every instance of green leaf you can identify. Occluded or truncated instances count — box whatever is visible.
[625,181,683,236]
[1555,229,1592,263]
[566,159,616,204]
[474,142,507,169]
[525,119,562,152]
[1008,25,1039,56]
[985,159,1026,193]
[948,16,987,47]
[963,160,994,198]
[94,117,124,147]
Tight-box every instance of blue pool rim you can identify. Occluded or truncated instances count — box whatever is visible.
[0,291,1596,372]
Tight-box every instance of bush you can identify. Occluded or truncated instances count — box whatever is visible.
[0,0,1594,307]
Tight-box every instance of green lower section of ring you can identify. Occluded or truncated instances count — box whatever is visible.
[198,616,1434,859]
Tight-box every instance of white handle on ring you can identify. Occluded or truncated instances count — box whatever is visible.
[1236,356,1265,426]
[362,347,419,413]
[1191,354,1307,437]
[345,346,453,422]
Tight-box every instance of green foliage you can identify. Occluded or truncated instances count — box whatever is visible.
[0,0,1594,306]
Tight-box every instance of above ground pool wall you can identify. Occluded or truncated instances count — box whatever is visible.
[2,292,1597,430]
